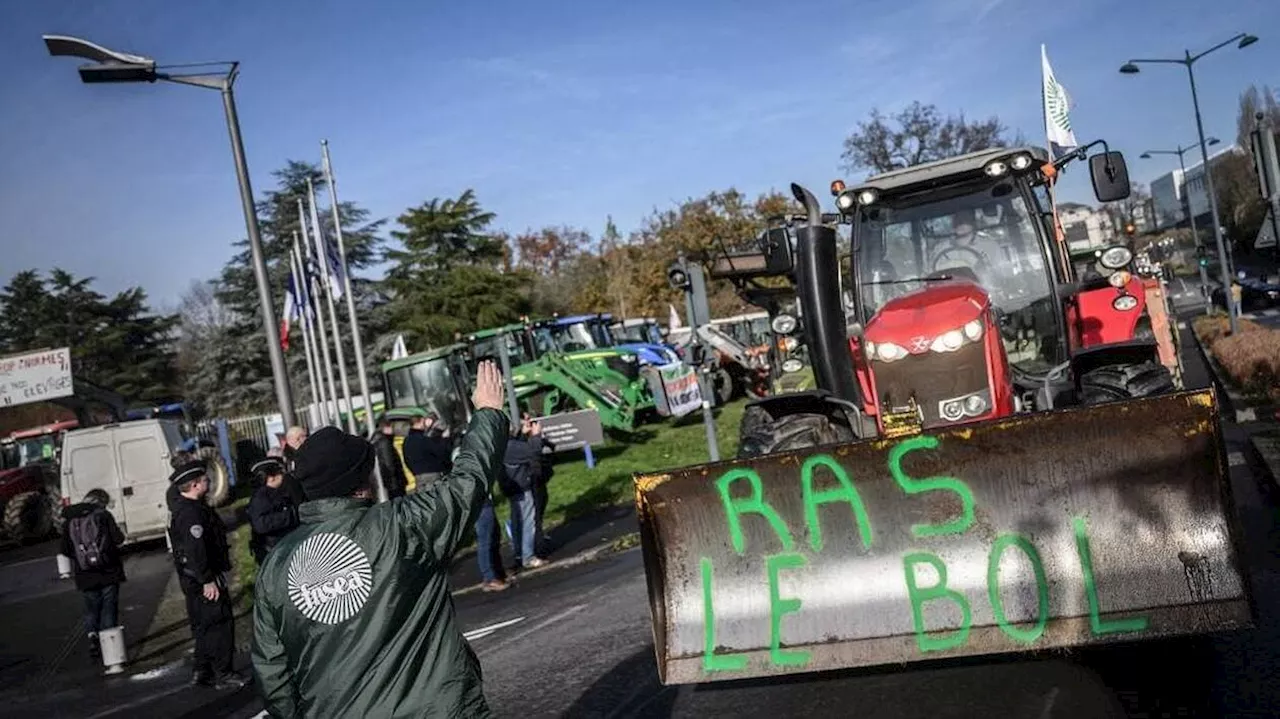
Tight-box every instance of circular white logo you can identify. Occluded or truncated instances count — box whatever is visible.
[287,533,373,625]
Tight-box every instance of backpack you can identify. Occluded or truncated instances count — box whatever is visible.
[69,510,111,572]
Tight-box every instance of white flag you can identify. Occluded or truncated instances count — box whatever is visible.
[391,334,409,360]
[667,303,683,330]
[1041,45,1078,157]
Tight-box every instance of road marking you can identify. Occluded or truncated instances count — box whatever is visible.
[1228,452,1246,467]
[1237,408,1257,423]
[463,616,526,641]
[478,604,588,656]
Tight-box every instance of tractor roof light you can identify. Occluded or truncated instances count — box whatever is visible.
[771,313,798,335]
[1098,245,1133,270]
[857,189,879,206]
[830,180,846,196]
[1009,153,1034,171]
[983,159,1009,177]
[836,190,857,212]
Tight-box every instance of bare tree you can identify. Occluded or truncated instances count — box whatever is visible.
[840,102,1014,176]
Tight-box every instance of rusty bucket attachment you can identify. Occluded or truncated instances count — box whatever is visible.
[634,389,1252,685]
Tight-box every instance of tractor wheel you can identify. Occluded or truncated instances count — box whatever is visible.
[711,369,735,405]
[737,412,854,459]
[199,446,232,507]
[3,491,54,542]
[1080,361,1175,405]
[48,493,65,535]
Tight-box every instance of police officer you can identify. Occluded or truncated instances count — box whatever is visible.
[246,458,299,565]
[167,460,249,690]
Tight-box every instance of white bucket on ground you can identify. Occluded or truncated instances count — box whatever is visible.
[99,626,126,674]
[56,554,72,580]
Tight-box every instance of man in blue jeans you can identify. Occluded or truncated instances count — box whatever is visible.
[502,415,548,572]
[475,498,509,592]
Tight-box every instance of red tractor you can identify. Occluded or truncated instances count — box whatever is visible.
[739,143,1182,452]
[0,420,75,543]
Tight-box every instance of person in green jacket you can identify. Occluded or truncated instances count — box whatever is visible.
[251,361,509,718]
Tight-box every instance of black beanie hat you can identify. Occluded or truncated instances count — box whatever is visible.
[293,426,375,501]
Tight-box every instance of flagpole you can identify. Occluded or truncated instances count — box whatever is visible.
[308,177,357,434]
[321,140,377,438]
[294,233,331,426]
[290,245,323,424]
[1041,44,1071,279]
[299,202,340,425]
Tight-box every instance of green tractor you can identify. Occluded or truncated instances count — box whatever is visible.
[462,321,655,433]
[380,344,475,433]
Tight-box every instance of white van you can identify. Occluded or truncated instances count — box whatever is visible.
[59,419,186,546]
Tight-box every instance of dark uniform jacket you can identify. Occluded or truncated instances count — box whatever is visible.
[251,408,509,719]
[401,428,452,476]
[247,484,299,564]
[60,503,126,591]
[371,432,409,498]
[168,495,231,586]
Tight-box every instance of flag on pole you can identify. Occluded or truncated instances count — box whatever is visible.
[280,272,299,352]
[668,304,683,330]
[1041,45,1078,159]
[391,334,409,360]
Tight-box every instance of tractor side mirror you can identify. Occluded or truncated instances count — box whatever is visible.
[762,226,795,274]
[1089,151,1131,203]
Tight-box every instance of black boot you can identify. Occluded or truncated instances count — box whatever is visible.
[213,671,251,690]
[190,668,214,687]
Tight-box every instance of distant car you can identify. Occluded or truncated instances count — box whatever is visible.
[1211,277,1280,313]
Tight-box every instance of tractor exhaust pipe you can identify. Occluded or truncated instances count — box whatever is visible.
[790,183,861,405]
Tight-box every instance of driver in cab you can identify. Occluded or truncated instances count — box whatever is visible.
[932,208,1005,288]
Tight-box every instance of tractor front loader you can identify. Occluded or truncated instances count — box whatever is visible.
[634,143,1252,685]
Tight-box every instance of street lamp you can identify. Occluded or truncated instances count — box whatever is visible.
[1120,32,1259,332]
[1140,137,1220,303]
[43,34,296,426]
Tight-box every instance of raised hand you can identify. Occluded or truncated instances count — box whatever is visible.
[472,360,505,411]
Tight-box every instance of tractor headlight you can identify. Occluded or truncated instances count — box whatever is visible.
[963,319,983,341]
[941,399,965,421]
[930,329,965,353]
[771,314,797,335]
[1098,245,1133,270]
[964,394,987,415]
[781,358,804,373]
[983,159,1009,177]
[1009,153,1034,171]
[876,342,907,362]
[1112,294,1139,311]
[836,191,857,211]
[1108,270,1132,288]
[858,189,878,206]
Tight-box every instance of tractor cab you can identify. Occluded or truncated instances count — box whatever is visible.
[380,345,474,437]
[594,313,681,366]
[610,317,666,346]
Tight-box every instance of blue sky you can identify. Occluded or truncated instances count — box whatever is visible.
[2,0,1277,309]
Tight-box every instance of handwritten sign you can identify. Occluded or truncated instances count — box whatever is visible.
[0,348,73,409]
[533,409,604,452]
[634,389,1251,685]
[655,362,702,418]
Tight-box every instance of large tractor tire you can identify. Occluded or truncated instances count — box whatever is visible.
[1080,360,1175,405]
[48,492,65,535]
[199,446,232,507]
[711,368,735,405]
[3,491,54,542]
[737,411,855,459]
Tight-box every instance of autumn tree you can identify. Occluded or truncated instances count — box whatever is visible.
[840,102,1013,176]
[507,225,593,316]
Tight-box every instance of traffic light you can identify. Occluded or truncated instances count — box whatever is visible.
[667,261,690,291]
[1195,246,1209,268]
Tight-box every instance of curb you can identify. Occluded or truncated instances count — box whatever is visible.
[1247,430,1280,490]
[1189,324,1279,425]
[450,533,640,597]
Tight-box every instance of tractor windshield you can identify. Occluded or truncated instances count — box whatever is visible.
[853,178,1061,371]
[385,358,467,429]
[535,323,599,353]
[16,435,56,467]
[612,322,664,345]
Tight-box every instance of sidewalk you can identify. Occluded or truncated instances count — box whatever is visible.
[446,502,639,594]
[1190,325,1280,490]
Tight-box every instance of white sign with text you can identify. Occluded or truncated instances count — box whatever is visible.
[0,347,74,408]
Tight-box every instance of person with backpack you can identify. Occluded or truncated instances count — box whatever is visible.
[247,458,300,565]
[60,488,126,666]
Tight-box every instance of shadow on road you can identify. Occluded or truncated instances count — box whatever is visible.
[559,647,678,719]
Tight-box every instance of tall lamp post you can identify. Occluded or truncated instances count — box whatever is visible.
[1120,32,1259,333]
[43,35,296,426]
[1140,137,1220,304]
